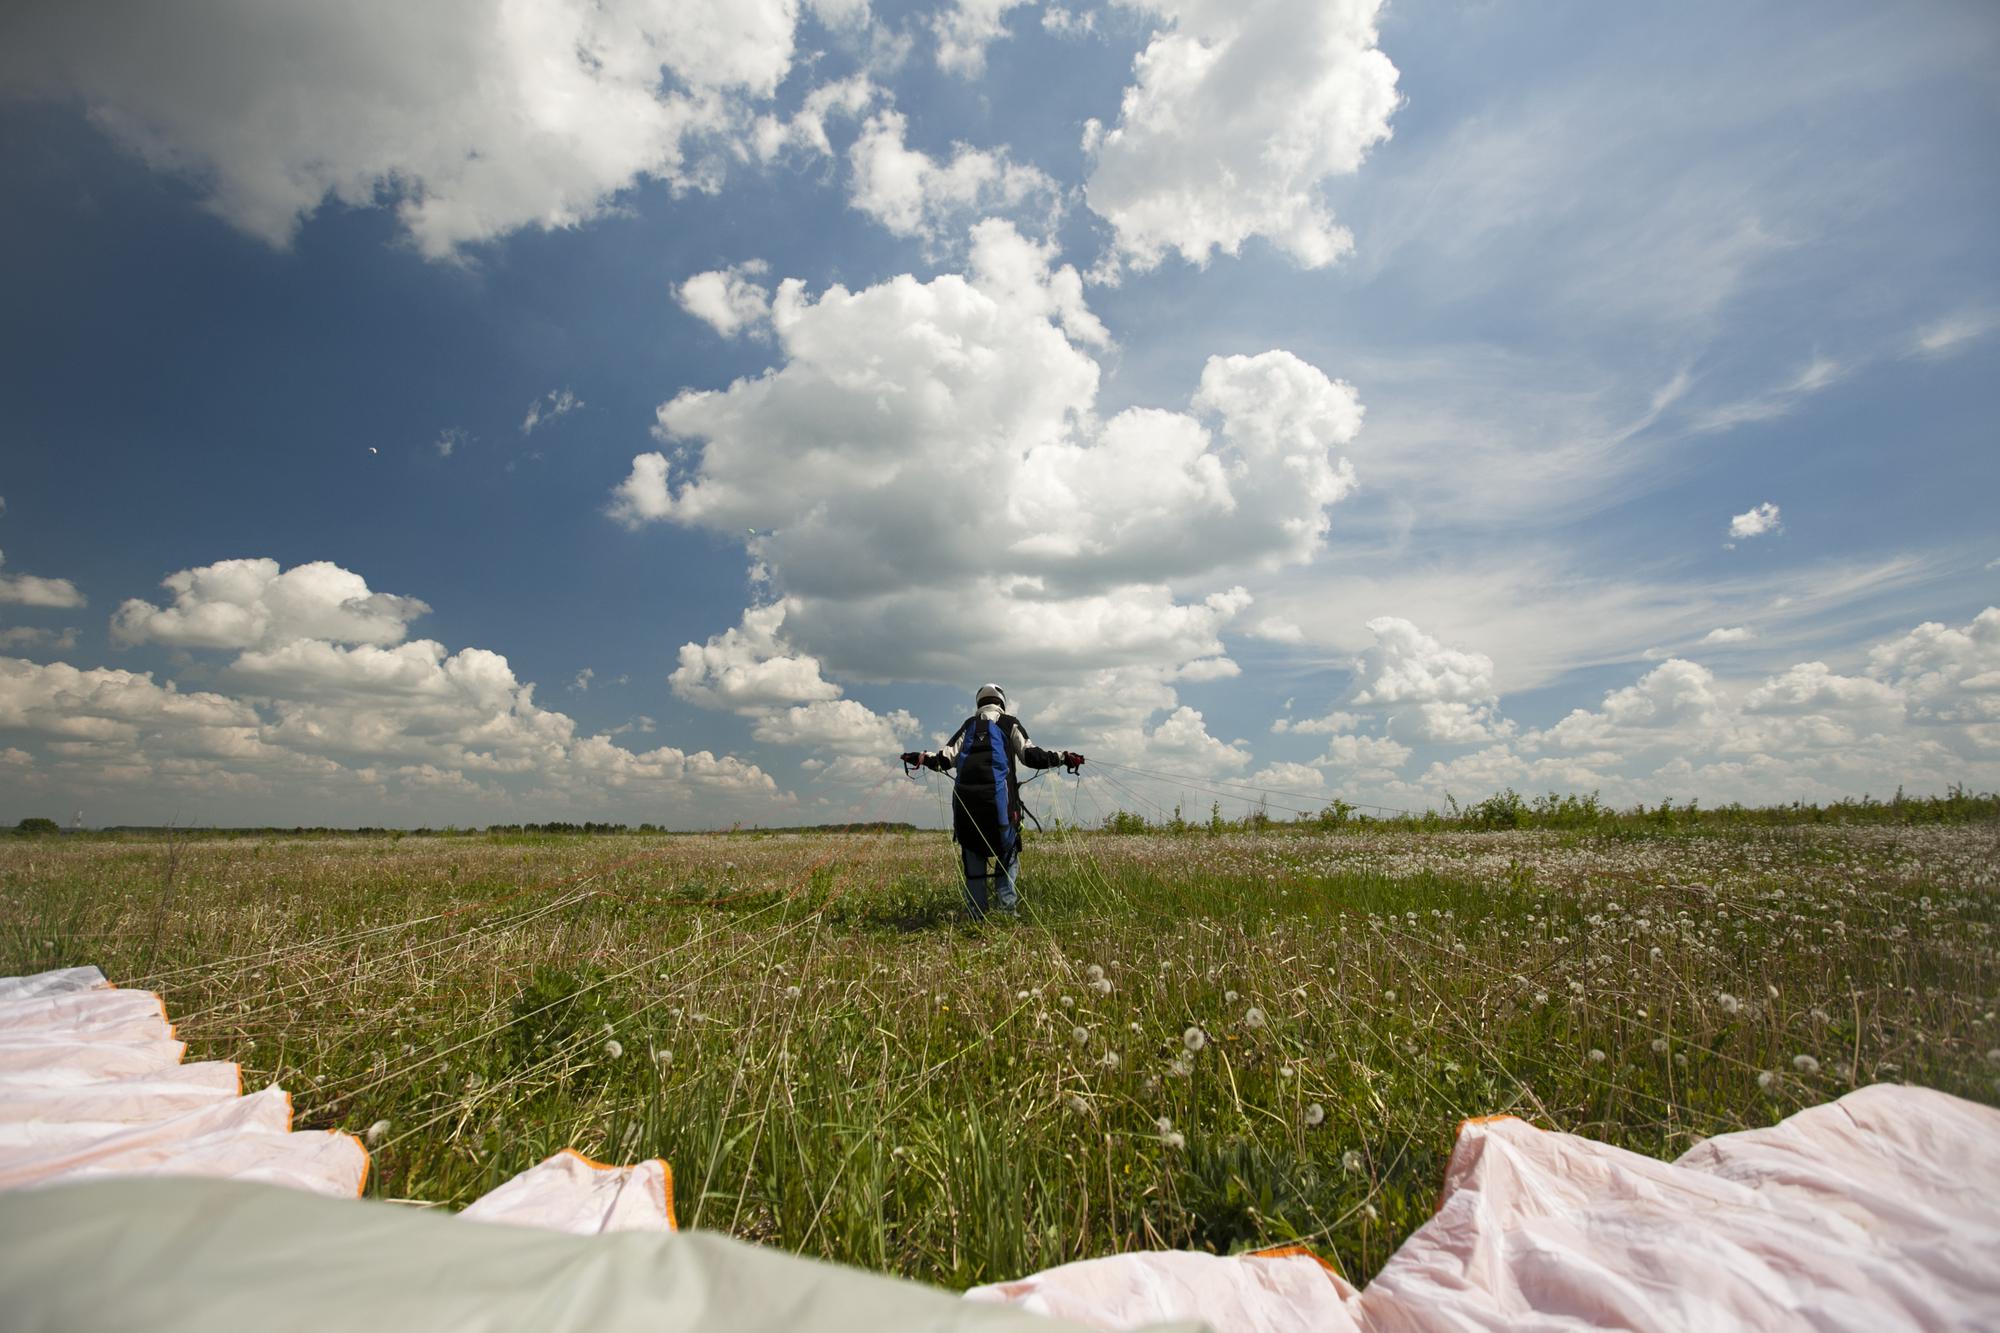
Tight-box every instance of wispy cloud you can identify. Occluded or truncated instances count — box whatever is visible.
[1909,310,1996,358]
[522,388,583,436]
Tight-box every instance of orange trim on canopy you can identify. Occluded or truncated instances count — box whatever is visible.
[1248,1244,1342,1279]
[1435,1114,1535,1214]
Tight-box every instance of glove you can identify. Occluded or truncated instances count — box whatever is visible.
[900,752,922,767]
[1062,751,1086,773]
[925,752,953,772]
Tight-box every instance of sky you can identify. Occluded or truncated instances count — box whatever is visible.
[0,0,1996,830]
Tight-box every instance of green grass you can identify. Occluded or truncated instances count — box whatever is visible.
[3,818,1996,1288]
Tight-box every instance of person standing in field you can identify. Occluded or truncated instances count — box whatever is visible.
[902,683,1083,919]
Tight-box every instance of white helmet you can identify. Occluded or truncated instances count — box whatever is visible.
[974,682,1007,710]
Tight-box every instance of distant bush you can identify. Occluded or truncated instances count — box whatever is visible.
[12,817,59,837]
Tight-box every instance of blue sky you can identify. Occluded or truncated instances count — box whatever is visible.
[0,0,1995,828]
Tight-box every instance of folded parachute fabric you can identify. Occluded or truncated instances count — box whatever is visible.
[460,1147,676,1234]
[967,1084,2000,1332]
[0,965,669,1231]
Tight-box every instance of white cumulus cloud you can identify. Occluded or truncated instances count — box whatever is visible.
[612,222,1357,710]
[1084,0,1400,272]
[847,109,1060,244]
[0,551,86,609]
[678,261,774,338]
[1728,501,1783,542]
[112,559,428,651]
[0,0,809,259]
[930,0,1032,76]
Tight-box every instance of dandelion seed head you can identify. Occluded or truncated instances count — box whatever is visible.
[604,1039,624,1060]
[1757,1069,1776,1090]
[1060,996,1075,1009]
[1072,1026,1090,1046]
[1182,1026,1207,1053]
[1342,1149,1363,1172]
[1303,1102,1325,1127]
[1792,1054,1820,1074]
[1382,989,1397,1003]
[1161,1130,1185,1149]
[1651,1038,1669,1054]
[1533,992,1548,1007]
[1363,1204,1379,1221]
[1156,1116,1174,1134]
[1087,964,1105,982]
[365,1120,391,1146]
[1090,977,1113,995]
[1587,1048,1606,1064]
[1280,1065,1295,1079]
[1099,1050,1121,1069]
[1243,1006,1267,1030]
[784,985,802,1000]
[1067,1094,1090,1116]
[1717,993,1742,1015]
[1985,1049,2000,1067]
[1016,990,1031,1001]
[1225,990,1239,1004]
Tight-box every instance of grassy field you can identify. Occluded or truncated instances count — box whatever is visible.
[3,814,1997,1289]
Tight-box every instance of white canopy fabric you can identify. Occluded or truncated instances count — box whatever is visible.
[0,965,670,1230]
[968,1084,2000,1331]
